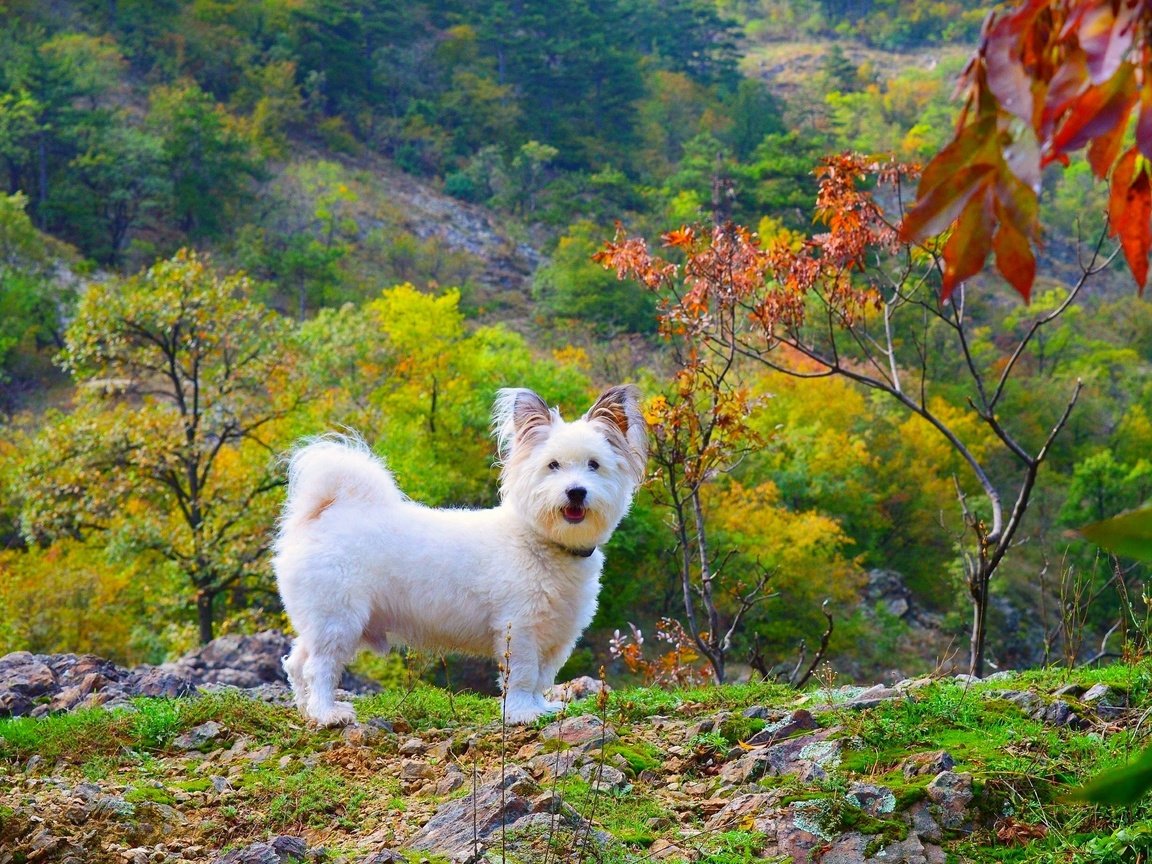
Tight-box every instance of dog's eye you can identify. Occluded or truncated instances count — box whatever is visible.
[588,460,600,471]
[548,460,560,471]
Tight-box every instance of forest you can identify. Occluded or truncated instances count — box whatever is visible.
[0,0,1150,695]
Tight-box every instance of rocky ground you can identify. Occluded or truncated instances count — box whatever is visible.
[0,636,1147,863]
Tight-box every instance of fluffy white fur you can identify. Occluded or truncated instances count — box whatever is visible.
[272,386,648,726]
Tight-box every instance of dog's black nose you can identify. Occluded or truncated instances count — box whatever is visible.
[566,487,587,505]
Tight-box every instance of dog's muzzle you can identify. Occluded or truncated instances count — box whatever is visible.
[563,487,587,523]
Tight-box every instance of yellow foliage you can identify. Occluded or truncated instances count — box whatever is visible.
[756,216,806,252]
[0,541,143,662]
[709,479,862,608]
[552,345,590,371]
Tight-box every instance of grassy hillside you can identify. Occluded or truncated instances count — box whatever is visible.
[3,662,1152,863]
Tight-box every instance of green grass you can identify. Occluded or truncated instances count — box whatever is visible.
[0,690,314,765]
[355,681,501,729]
[553,773,674,847]
[263,765,371,830]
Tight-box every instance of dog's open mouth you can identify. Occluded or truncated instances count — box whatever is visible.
[562,505,587,524]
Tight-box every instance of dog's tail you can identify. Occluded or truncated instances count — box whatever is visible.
[279,434,404,531]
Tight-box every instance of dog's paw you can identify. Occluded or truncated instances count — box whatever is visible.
[541,699,566,713]
[308,700,357,727]
[502,693,546,724]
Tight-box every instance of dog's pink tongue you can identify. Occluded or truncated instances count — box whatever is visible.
[563,506,586,523]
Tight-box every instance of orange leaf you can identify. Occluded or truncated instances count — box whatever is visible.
[902,163,997,243]
[917,113,997,197]
[1138,75,1152,160]
[1109,147,1152,291]
[941,184,996,301]
[992,208,1037,302]
[1049,62,1138,167]
[1072,0,1139,86]
[984,15,1036,122]
[1088,112,1130,177]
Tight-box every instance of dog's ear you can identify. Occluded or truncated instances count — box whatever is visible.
[493,388,556,458]
[585,385,649,482]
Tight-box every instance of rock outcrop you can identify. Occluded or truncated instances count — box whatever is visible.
[0,631,377,718]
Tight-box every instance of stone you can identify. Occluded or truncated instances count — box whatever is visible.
[360,852,406,864]
[845,782,896,817]
[407,767,537,860]
[902,750,956,779]
[539,714,618,751]
[578,762,629,792]
[127,668,197,699]
[160,630,378,693]
[434,765,466,796]
[907,800,943,843]
[704,792,786,833]
[0,652,57,716]
[740,705,778,719]
[173,721,226,751]
[686,711,730,739]
[398,738,427,756]
[926,771,974,830]
[648,837,700,861]
[864,569,914,618]
[527,748,582,780]
[545,676,610,703]
[1083,683,1126,720]
[0,631,381,718]
[841,684,903,710]
[213,836,309,864]
[1030,699,1085,728]
[718,729,839,786]
[401,759,437,782]
[744,709,818,746]
[1082,683,1114,703]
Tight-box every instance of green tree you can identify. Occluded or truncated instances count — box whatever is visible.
[476,0,645,168]
[63,122,168,266]
[148,81,259,239]
[599,157,1108,677]
[533,220,657,333]
[0,192,73,402]
[20,250,304,644]
[297,284,592,506]
[238,159,359,317]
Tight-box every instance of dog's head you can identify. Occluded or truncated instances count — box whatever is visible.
[494,385,648,552]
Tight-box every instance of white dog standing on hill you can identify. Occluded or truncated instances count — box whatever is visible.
[273,386,648,726]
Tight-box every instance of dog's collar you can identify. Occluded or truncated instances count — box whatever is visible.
[553,542,597,559]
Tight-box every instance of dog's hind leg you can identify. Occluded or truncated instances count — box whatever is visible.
[282,640,310,713]
[300,632,360,726]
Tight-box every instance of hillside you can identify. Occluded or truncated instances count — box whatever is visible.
[1,635,1146,863]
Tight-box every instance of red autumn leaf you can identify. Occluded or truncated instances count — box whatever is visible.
[941,185,996,300]
[1048,62,1137,165]
[984,14,1037,123]
[1109,147,1152,291]
[902,163,997,243]
[1087,110,1130,176]
[1070,0,1139,85]
[1138,75,1152,160]
[1040,46,1091,139]
[992,206,1037,302]
[914,105,996,196]
[664,226,697,249]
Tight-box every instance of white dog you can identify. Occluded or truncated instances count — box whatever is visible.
[272,386,648,726]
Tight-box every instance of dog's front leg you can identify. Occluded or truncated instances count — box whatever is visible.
[498,627,555,724]
[535,645,572,712]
